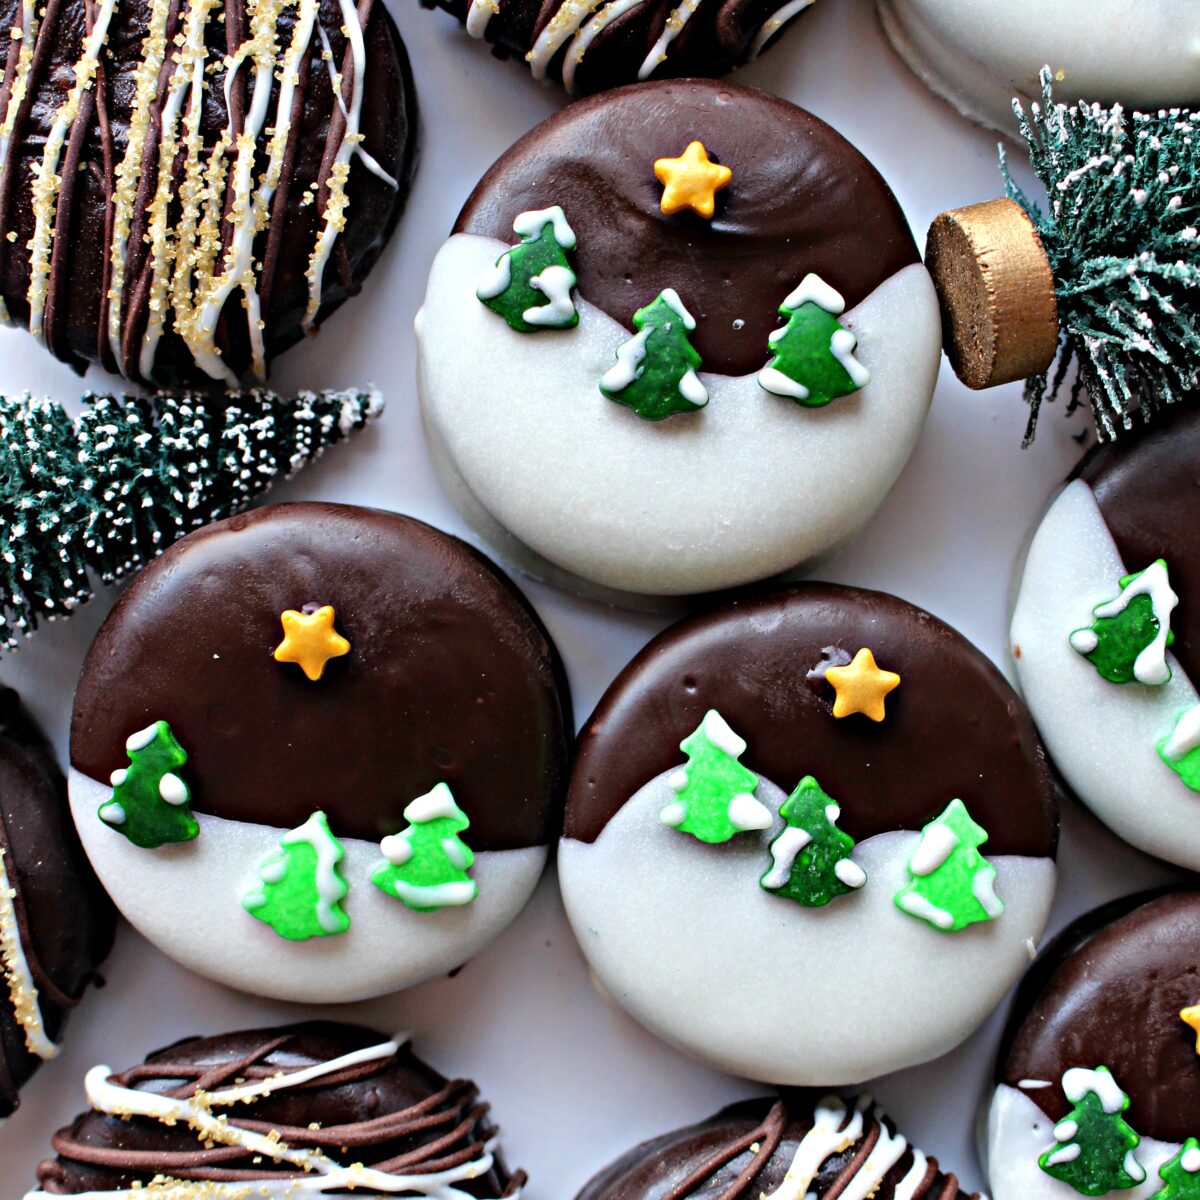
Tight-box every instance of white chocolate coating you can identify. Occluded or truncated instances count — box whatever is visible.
[986,1083,1180,1200]
[558,770,1056,1085]
[417,236,940,602]
[878,0,1200,137]
[1010,479,1200,870]
[68,769,545,1003]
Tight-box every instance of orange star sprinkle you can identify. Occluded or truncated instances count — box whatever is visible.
[1182,1004,1200,1054]
[654,141,732,219]
[824,648,901,723]
[273,605,351,682]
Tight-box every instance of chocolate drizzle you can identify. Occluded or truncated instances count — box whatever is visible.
[0,0,416,383]
[576,1094,975,1200]
[35,1022,525,1193]
[421,0,815,95]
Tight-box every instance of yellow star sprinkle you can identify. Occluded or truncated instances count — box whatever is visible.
[654,141,732,219]
[273,605,351,682]
[824,648,901,723]
[1181,1004,1200,1053]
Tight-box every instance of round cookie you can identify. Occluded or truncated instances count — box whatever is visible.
[416,79,942,605]
[0,688,114,1119]
[420,0,816,94]
[577,1092,979,1200]
[0,0,417,384]
[69,503,572,1003]
[1011,406,1200,871]
[28,1021,524,1194]
[878,0,1200,137]
[560,583,1059,1085]
[986,891,1200,1200]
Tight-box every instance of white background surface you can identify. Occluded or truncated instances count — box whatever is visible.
[0,0,1186,1193]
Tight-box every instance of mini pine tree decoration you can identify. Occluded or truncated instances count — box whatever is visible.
[757,274,870,406]
[1070,560,1177,686]
[1004,71,1200,442]
[894,798,1004,932]
[1038,1066,1146,1196]
[600,289,708,420]
[98,720,198,849]
[242,811,351,941]
[1152,1138,1200,1199]
[371,782,478,912]
[0,388,383,651]
[475,206,580,333]
[659,710,771,844]
[759,775,866,907]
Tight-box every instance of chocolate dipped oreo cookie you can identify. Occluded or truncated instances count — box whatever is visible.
[68,503,571,1003]
[987,891,1200,1200]
[0,0,417,385]
[416,79,942,604]
[1011,406,1200,870]
[420,0,816,94]
[27,1021,524,1195]
[578,1093,978,1200]
[560,583,1059,1085]
[0,689,114,1118]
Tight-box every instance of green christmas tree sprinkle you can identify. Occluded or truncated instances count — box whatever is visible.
[1038,1067,1146,1196]
[894,799,1004,932]
[757,274,869,406]
[659,710,771,844]
[1070,560,1177,686]
[1158,704,1200,791]
[476,206,579,333]
[1003,70,1200,444]
[0,388,383,651]
[1151,1138,1200,1199]
[242,811,350,941]
[99,720,199,849]
[600,289,708,421]
[759,775,866,907]
[372,783,478,912]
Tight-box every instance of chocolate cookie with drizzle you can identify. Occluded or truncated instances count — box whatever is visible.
[0,688,114,1119]
[0,0,417,384]
[577,1093,978,1200]
[420,0,818,94]
[27,1021,525,1195]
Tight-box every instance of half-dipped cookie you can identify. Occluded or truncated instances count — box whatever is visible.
[69,504,571,1002]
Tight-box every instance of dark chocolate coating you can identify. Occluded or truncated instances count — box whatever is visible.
[0,0,416,384]
[1077,404,1200,688]
[0,689,114,1117]
[36,1021,524,1192]
[997,890,1200,1144]
[568,583,1059,857]
[455,80,920,377]
[70,503,572,850]
[576,1094,976,1200]
[421,0,811,95]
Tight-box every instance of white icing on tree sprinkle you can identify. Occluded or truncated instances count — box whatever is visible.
[747,0,814,57]
[636,0,701,79]
[404,782,462,824]
[972,866,1005,917]
[108,769,127,787]
[1088,560,1179,685]
[1045,1142,1082,1167]
[896,890,954,931]
[830,328,871,388]
[728,792,772,832]
[667,769,689,792]
[0,845,58,1060]
[524,265,578,327]
[757,365,810,401]
[380,832,415,865]
[476,255,512,302]
[761,824,813,889]
[282,812,347,935]
[908,822,958,877]
[158,773,188,806]
[512,205,576,250]
[100,803,126,826]
[443,838,470,869]
[1162,703,1200,761]
[1182,1147,1200,1173]
[678,367,709,407]
[562,0,644,92]
[384,879,478,909]
[125,724,159,753]
[658,800,686,828]
[1070,629,1100,654]
[780,273,846,315]
[835,857,867,888]
[1062,1066,1131,1114]
[659,286,697,330]
[701,710,746,758]
[600,328,650,393]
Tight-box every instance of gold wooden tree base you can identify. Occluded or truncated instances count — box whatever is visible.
[926,197,1060,390]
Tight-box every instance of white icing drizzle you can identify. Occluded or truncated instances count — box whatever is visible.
[838,1118,911,1200]
[562,0,645,91]
[747,0,813,57]
[893,1149,929,1200]
[1161,702,1200,762]
[526,0,605,81]
[465,0,500,36]
[636,0,701,79]
[25,0,119,345]
[0,845,57,1060]
[763,1095,868,1200]
[20,1036,518,1198]
[1069,559,1178,686]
